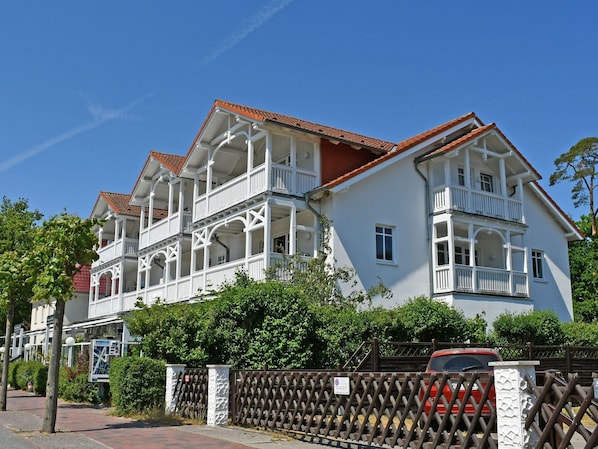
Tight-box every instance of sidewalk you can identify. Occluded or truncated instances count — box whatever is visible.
[0,389,325,449]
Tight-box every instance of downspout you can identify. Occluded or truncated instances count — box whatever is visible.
[305,191,323,255]
[414,158,435,298]
[213,233,230,263]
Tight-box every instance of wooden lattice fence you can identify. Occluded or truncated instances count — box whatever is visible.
[346,340,598,385]
[231,370,499,449]
[172,368,209,420]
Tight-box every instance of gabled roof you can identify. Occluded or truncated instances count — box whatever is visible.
[130,151,186,203]
[98,192,140,216]
[322,112,483,189]
[90,191,167,220]
[151,151,186,174]
[182,100,396,165]
[417,123,541,180]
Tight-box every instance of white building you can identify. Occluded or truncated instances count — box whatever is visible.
[76,100,582,337]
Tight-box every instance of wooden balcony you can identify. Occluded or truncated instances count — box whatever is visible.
[139,212,192,249]
[433,186,523,222]
[194,163,317,220]
[434,265,528,297]
[95,238,139,265]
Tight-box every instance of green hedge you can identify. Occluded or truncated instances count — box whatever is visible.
[58,368,101,404]
[109,357,165,415]
[7,361,48,396]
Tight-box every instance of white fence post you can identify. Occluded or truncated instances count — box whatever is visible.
[165,364,186,415]
[207,364,230,426]
[490,360,540,449]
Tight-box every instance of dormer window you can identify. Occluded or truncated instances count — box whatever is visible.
[480,173,494,193]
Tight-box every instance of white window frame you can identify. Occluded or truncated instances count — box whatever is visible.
[531,249,545,280]
[437,241,449,266]
[480,172,494,193]
[376,225,395,263]
[457,167,466,187]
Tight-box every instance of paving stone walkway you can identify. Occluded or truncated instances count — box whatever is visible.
[0,389,319,449]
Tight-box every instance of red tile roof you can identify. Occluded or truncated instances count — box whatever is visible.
[394,112,482,154]
[150,151,186,174]
[212,100,396,152]
[323,112,482,189]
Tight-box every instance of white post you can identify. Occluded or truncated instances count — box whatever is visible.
[207,364,230,426]
[490,360,540,449]
[165,364,186,415]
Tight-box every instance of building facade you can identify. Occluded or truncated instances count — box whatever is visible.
[29,100,582,346]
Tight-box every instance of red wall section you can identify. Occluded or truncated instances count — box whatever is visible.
[320,139,380,185]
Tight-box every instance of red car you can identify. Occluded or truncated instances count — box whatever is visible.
[422,348,501,417]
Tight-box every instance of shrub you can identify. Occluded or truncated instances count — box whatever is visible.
[491,310,564,345]
[109,357,165,415]
[59,369,100,404]
[561,321,598,346]
[8,361,23,388]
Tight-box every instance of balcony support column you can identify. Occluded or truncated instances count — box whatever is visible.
[289,203,296,256]
[447,217,455,291]
[149,192,155,227]
[500,158,508,216]
[246,136,254,197]
[264,201,272,267]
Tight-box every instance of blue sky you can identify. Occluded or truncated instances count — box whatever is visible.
[1,1,596,221]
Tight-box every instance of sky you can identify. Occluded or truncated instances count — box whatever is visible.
[0,1,597,222]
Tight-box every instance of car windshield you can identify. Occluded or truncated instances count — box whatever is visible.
[428,353,500,373]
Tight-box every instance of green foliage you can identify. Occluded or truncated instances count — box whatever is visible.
[109,357,165,415]
[395,296,481,342]
[125,300,214,366]
[561,321,598,346]
[210,276,318,368]
[8,361,23,388]
[8,361,47,395]
[314,306,400,368]
[58,348,100,404]
[568,215,598,322]
[31,213,99,304]
[550,137,598,236]
[58,370,100,404]
[490,310,565,345]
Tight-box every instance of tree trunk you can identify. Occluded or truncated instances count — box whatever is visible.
[42,298,65,433]
[0,299,15,411]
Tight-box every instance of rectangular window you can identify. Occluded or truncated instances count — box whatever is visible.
[437,242,449,265]
[532,250,544,279]
[273,235,287,254]
[455,246,470,265]
[457,167,465,186]
[480,173,494,193]
[376,225,394,262]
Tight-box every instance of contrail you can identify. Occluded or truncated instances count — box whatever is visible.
[203,0,293,65]
[0,93,153,173]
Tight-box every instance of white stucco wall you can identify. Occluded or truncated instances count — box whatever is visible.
[523,187,575,321]
[321,158,430,308]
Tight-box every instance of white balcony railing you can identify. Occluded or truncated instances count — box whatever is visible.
[194,164,317,220]
[434,265,528,297]
[95,238,139,265]
[139,212,192,249]
[433,186,523,222]
[89,252,312,316]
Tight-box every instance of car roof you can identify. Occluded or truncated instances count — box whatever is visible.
[430,348,501,357]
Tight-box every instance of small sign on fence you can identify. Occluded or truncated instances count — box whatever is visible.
[334,377,350,395]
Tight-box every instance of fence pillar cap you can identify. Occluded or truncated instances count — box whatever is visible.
[489,360,540,368]
[206,364,231,369]
[166,363,186,368]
